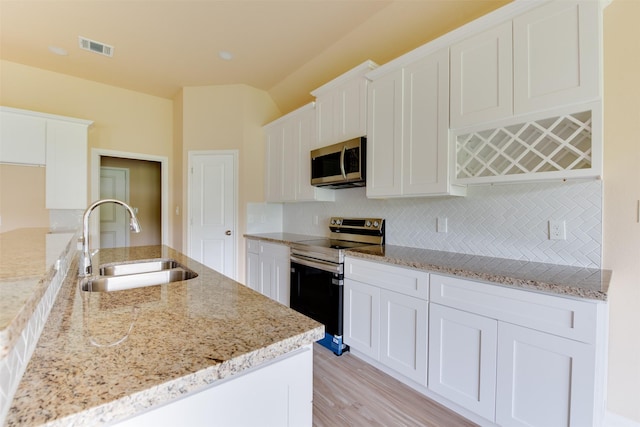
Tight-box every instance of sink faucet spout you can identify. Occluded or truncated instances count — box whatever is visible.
[79,199,141,276]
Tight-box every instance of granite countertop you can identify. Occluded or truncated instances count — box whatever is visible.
[6,245,324,426]
[244,232,325,245]
[245,233,611,301]
[0,228,76,357]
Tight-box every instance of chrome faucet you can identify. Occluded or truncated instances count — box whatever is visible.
[79,199,141,276]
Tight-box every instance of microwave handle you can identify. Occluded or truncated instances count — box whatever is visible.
[340,145,347,179]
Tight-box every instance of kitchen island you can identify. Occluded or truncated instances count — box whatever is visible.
[4,243,324,426]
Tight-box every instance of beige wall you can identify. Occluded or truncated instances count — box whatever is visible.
[0,164,48,232]
[0,60,175,243]
[603,0,640,422]
[181,84,280,280]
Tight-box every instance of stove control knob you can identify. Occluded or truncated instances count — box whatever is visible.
[373,221,380,228]
[335,219,342,225]
[330,219,336,225]
[365,220,372,227]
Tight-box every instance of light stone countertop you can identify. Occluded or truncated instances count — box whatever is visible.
[245,233,611,301]
[5,245,324,426]
[0,228,76,357]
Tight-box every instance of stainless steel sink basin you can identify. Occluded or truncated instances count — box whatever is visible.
[99,259,180,276]
[81,259,198,292]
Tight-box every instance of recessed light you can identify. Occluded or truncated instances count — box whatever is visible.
[218,50,233,61]
[48,46,68,56]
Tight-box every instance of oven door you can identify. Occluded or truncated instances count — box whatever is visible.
[289,255,343,338]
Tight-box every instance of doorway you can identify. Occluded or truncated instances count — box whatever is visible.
[91,149,169,247]
[100,156,161,247]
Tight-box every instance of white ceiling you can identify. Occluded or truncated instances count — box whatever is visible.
[0,0,510,113]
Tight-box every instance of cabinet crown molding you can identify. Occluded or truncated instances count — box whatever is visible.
[311,60,378,97]
[0,106,93,127]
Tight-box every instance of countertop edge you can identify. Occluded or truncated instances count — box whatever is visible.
[43,328,324,427]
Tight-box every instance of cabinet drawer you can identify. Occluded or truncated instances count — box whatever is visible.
[345,257,429,300]
[246,239,260,253]
[430,274,598,344]
[260,241,289,258]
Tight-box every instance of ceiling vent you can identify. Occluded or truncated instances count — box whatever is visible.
[78,36,114,57]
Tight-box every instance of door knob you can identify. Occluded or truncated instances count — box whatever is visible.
[225,230,232,236]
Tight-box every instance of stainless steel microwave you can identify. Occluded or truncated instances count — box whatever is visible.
[310,137,366,189]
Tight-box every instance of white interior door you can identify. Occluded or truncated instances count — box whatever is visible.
[100,167,129,248]
[188,151,237,279]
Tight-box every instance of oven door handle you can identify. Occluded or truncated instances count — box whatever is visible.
[290,255,343,274]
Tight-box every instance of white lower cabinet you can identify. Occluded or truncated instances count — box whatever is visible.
[429,273,607,427]
[428,303,497,421]
[344,257,429,385]
[343,259,607,427]
[344,278,380,360]
[245,239,290,306]
[496,323,596,427]
[113,344,313,427]
[379,289,428,384]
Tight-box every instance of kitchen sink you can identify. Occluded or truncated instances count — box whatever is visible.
[99,259,181,276]
[81,259,198,292]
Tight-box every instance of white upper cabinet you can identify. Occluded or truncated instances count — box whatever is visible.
[263,103,334,203]
[311,60,377,146]
[367,48,466,198]
[0,107,92,209]
[450,21,513,129]
[45,119,91,209]
[513,0,600,115]
[451,0,601,129]
[0,108,47,165]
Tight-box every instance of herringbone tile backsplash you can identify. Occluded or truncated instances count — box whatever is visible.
[282,180,602,268]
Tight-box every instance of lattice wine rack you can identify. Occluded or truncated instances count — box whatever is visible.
[454,107,601,184]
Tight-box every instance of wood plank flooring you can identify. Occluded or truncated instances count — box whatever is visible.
[313,344,478,427]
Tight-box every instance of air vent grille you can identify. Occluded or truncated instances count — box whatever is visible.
[78,36,114,57]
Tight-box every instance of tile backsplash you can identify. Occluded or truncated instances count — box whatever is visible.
[282,180,602,268]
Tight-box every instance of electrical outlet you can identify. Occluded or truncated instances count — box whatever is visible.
[549,220,566,240]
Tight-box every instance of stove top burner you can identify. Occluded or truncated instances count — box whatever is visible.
[290,217,385,264]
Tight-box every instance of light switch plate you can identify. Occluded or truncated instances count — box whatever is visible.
[437,217,448,233]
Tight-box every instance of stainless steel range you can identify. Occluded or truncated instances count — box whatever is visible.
[289,217,385,355]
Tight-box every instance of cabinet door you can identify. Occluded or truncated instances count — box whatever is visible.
[0,111,46,165]
[315,93,335,147]
[316,78,368,146]
[294,106,334,202]
[246,250,260,292]
[513,1,599,114]
[259,242,290,304]
[264,123,296,203]
[428,304,497,421]
[272,253,290,307]
[450,21,513,128]
[379,290,428,385]
[264,124,285,203]
[366,69,403,198]
[344,278,380,360]
[402,48,450,196]
[45,119,88,209]
[496,322,596,427]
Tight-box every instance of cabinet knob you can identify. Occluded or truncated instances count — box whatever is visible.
[225,230,232,236]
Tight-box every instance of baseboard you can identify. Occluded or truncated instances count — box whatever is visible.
[606,411,640,427]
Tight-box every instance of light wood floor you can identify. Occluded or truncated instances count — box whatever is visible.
[312,344,478,427]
